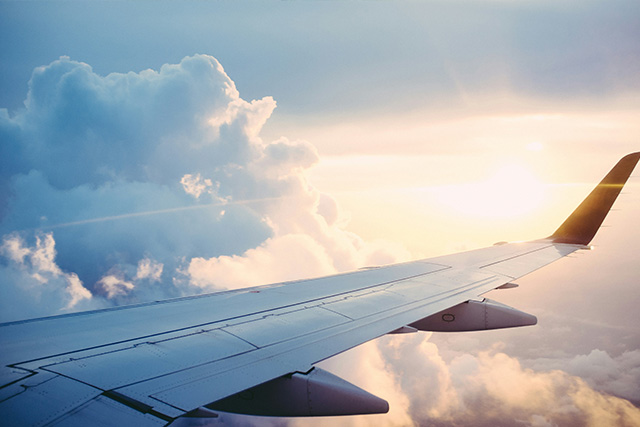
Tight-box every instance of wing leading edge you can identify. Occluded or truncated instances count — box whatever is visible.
[0,152,638,426]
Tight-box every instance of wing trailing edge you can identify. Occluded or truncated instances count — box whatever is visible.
[550,152,640,245]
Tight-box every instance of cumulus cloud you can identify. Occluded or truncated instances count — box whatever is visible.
[0,54,406,320]
[0,233,95,322]
[97,274,135,299]
[188,234,337,290]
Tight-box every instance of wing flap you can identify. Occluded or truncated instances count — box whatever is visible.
[42,329,256,391]
[49,395,166,427]
[0,373,102,427]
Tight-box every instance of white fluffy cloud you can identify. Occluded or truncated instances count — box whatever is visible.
[0,233,95,322]
[136,257,164,282]
[188,234,336,290]
[180,173,217,199]
[0,54,406,319]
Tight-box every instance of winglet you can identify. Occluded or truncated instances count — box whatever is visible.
[550,152,640,245]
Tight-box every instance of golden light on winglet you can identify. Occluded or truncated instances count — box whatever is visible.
[550,152,640,245]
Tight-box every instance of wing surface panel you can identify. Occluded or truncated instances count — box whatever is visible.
[0,261,446,369]
[223,306,350,347]
[323,290,413,320]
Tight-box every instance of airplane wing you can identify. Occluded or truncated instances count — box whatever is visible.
[1,152,638,426]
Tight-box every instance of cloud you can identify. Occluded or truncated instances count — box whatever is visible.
[188,234,336,290]
[0,233,96,322]
[135,257,163,282]
[97,274,134,299]
[0,54,407,321]
[527,348,640,405]
[180,173,217,199]
[365,335,640,427]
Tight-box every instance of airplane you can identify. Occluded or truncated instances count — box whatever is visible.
[1,152,638,426]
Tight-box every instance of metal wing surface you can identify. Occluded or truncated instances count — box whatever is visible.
[1,152,638,426]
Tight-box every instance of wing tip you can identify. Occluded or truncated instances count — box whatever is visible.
[550,151,640,245]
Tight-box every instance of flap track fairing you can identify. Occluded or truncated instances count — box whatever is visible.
[410,299,537,332]
[206,367,389,417]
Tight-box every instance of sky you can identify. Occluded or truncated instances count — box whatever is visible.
[1,1,640,426]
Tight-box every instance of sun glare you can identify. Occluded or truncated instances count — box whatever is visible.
[434,164,547,219]
[526,141,544,152]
